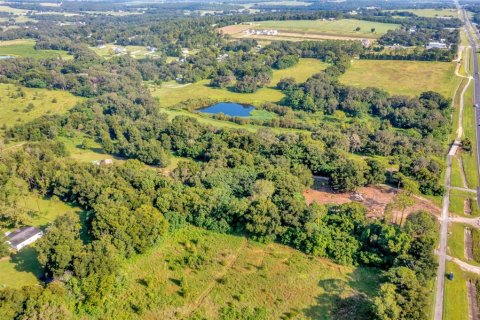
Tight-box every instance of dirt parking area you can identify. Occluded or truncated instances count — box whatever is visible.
[304,184,441,219]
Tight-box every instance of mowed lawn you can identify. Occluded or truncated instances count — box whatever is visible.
[443,262,470,320]
[152,58,328,107]
[252,19,399,38]
[0,39,70,59]
[102,226,379,319]
[339,60,458,97]
[0,83,81,133]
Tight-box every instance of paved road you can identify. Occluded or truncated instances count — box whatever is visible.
[433,3,476,319]
[434,154,453,320]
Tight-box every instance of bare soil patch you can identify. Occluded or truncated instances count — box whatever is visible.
[467,280,480,320]
[466,228,474,260]
[304,183,441,218]
[218,24,251,35]
[466,198,473,215]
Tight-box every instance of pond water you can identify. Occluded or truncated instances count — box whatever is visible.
[199,102,255,117]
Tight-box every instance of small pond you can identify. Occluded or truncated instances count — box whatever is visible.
[199,102,255,117]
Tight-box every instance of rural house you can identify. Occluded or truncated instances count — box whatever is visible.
[5,226,43,251]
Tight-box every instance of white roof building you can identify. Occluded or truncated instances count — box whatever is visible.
[426,42,448,50]
[6,226,43,251]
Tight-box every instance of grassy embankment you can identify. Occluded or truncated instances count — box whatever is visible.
[460,80,478,189]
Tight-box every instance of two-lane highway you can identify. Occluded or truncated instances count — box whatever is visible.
[433,3,480,319]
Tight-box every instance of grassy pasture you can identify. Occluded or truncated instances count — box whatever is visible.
[0,83,80,135]
[152,58,328,107]
[391,9,458,18]
[102,226,379,319]
[339,60,458,97]
[250,19,399,39]
[0,39,70,59]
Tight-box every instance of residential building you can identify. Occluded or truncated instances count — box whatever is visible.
[5,226,43,251]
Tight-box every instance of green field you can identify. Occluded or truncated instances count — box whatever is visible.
[152,58,328,107]
[251,19,399,39]
[339,60,458,97]
[443,262,470,320]
[0,39,70,59]
[392,9,458,18]
[101,226,379,319]
[0,83,81,135]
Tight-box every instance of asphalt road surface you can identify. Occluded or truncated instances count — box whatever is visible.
[433,3,479,319]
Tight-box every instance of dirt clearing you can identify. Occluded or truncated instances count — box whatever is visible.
[304,183,441,218]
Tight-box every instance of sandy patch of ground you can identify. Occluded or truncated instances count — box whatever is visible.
[304,184,441,218]
[218,24,252,35]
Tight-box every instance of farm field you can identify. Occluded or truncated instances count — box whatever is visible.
[247,19,398,39]
[101,226,379,319]
[0,83,81,135]
[0,39,70,59]
[339,60,458,97]
[152,58,327,107]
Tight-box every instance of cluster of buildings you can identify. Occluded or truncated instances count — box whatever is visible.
[244,29,279,36]
[92,158,113,166]
[426,39,449,50]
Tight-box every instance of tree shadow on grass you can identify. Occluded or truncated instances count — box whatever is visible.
[11,247,43,279]
[302,268,379,320]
